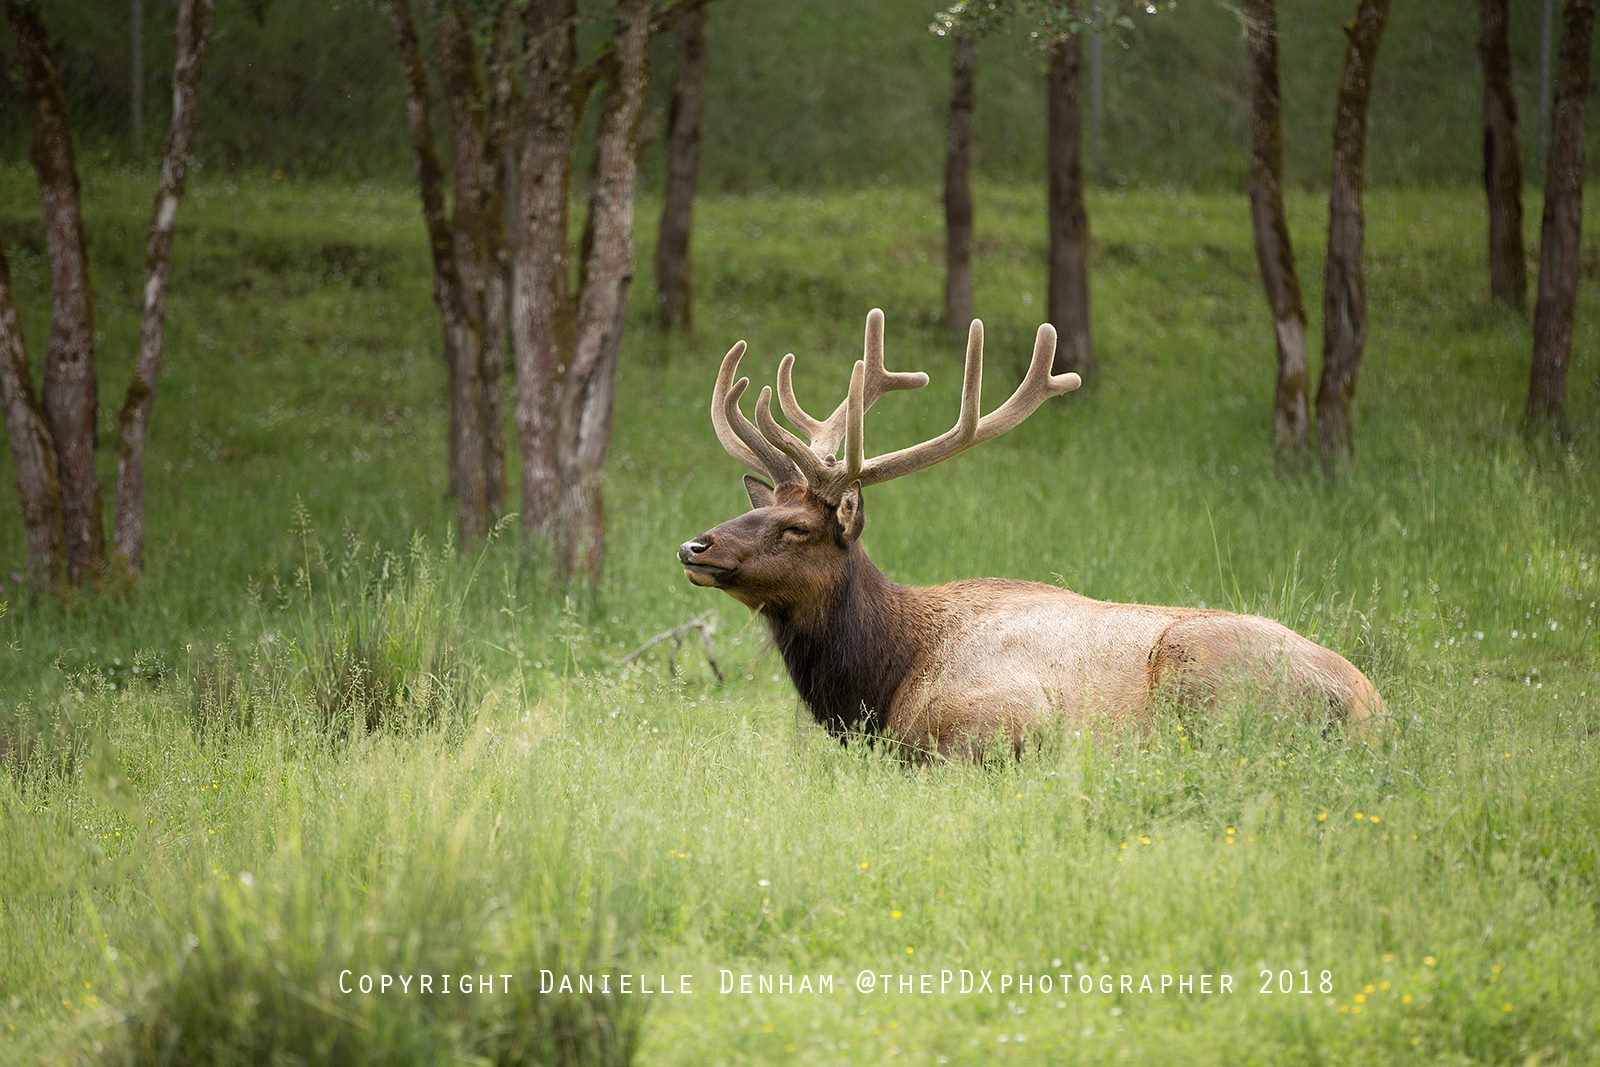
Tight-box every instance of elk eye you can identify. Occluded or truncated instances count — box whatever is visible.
[783,525,810,539]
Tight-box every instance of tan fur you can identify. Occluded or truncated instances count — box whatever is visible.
[885,580,1384,757]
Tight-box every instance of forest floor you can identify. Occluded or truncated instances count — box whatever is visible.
[1,169,1598,1063]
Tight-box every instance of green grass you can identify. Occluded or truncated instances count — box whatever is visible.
[1,165,1598,1063]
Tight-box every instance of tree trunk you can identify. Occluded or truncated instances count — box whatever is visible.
[438,0,505,536]
[112,0,213,573]
[1526,0,1597,433]
[1480,0,1528,313]
[389,0,489,544]
[561,0,652,575]
[943,33,977,336]
[0,237,65,587]
[479,5,518,522]
[1314,0,1390,470]
[8,0,104,579]
[512,0,580,550]
[655,0,708,334]
[1244,0,1310,451]
[1047,34,1094,378]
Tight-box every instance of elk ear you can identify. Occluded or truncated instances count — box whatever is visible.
[743,474,776,509]
[835,481,865,544]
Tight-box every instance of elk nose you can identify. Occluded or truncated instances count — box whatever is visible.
[678,538,711,564]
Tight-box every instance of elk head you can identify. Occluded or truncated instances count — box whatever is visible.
[679,308,1081,614]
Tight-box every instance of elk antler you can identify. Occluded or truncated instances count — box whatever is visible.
[712,309,1081,503]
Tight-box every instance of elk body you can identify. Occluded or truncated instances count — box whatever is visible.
[680,310,1386,758]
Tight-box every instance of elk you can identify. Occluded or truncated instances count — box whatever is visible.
[679,309,1386,758]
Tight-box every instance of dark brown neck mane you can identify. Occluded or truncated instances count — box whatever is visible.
[764,546,920,737]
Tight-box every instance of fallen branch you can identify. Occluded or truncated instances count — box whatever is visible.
[616,613,723,683]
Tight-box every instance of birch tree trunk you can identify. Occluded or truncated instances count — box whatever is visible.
[1479,0,1528,313]
[112,0,213,572]
[1047,33,1094,378]
[8,0,104,579]
[0,238,65,586]
[1244,0,1309,451]
[1315,0,1390,469]
[655,0,708,334]
[1526,0,1597,433]
[943,33,978,337]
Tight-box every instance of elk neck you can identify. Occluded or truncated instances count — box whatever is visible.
[764,543,922,736]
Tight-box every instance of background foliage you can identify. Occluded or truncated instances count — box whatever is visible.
[4,0,1598,188]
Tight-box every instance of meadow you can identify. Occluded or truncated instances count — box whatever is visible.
[1,165,1598,1063]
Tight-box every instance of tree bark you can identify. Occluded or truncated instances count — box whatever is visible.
[655,0,708,334]
[1244,0,1310,451]
[561,0,652,574]
[112,0,213,573]
[0,237,65,587]
[1047,33,1094,378]
[8,0,104,578]
[1315,0,1390,470]
[479,4,518,522]
[943,33,977,336]
[512,0,580,551]
[438,0,507,534]
[389,0,490,543]
[1527,0,1597,433]
[1480,0,1528,313]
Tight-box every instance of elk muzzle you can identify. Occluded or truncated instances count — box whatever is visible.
[678,536,726,587]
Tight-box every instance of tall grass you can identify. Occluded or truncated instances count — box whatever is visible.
[0,169,1597,1062]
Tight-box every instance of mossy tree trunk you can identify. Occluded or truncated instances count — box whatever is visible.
[511,0,653,578]
[943,32,977,337]
[1046,32,1094,378]
[1480,0,1528,314]
[1,0,211,588]
[8,0,103,580]
[389,0,497,545]
[0,236,65,587]
[655,0,708,334]
[1526,0,1597,434]
[1315,0,1390,470]
[1244,0,1310,452]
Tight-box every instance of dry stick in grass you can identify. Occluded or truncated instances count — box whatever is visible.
[616,614,724,683]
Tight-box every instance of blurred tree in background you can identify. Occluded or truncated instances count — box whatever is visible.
[387,0,656,576]
[1526,0,1596,436]
[654,0,711,334]
[1,0,213,589]
[1313,0,1390,470]
[1479,0,1528,314]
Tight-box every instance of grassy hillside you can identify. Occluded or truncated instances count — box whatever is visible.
[4,0,1599,188]
[1,167,1598,1062]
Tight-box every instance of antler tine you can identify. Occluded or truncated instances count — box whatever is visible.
[842,359,866,482]
[790,309,931,459]
[862,307,930,397]
[714,349,803,484]
[854,321,1080,490]
[755,385,827,484]
[711,341,769,473]
[775,353,828,440]
[977,322,1080,438]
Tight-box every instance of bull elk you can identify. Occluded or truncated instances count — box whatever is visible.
[679,309,1385,757]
